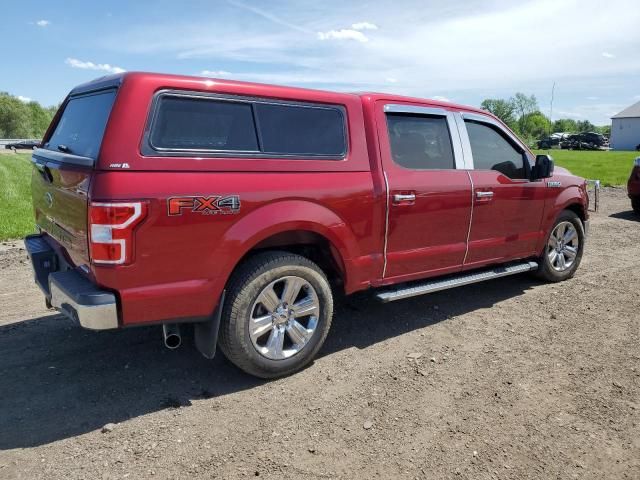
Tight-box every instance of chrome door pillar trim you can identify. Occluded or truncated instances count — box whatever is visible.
[453,112,474,169]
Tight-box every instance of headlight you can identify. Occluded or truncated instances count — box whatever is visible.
[635,157,640,167]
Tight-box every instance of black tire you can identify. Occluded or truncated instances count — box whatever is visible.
[534,210,585,282]
[632,197,640,214]
[218,251,333,378]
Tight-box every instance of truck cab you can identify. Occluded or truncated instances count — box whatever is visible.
[26,72,589,378]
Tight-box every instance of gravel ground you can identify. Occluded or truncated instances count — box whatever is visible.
[0,188,638,480]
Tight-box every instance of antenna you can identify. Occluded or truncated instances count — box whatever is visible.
[548,81,555,137]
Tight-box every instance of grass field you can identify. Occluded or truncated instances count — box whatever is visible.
[0,149,635,241]
[533,149,636,186]
[0,153,34,241]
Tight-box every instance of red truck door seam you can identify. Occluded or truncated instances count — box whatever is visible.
[462,169,475,265]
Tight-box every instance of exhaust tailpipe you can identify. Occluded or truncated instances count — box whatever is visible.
[162,324,181,349]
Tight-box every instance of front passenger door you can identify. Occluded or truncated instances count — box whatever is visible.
[462,114,546,267]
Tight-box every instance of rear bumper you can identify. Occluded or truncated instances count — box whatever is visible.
[25,234,119,330]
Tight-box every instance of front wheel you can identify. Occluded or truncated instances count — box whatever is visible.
[535,210,585,282]
[218,251,333,378]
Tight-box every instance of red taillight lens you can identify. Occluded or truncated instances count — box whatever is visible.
[89,202,147,265]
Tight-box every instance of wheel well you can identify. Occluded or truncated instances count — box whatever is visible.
[236,231,346,291]
[565,203,586,223]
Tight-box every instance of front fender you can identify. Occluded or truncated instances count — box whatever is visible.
[537,184,588,252]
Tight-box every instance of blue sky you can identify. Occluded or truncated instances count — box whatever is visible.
[2,0,639,125]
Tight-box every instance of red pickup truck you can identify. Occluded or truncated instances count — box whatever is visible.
[628,157,640,213]
[25,72,589,378]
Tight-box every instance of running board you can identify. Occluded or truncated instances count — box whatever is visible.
[376,261,539,303]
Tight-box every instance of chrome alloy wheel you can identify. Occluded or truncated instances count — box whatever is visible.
[547,221,579,272]
[249,276,320,360]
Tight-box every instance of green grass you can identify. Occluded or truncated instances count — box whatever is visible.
[533,149,636,187]
[0,153,35,241]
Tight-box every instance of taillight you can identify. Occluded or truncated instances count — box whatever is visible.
[89,202,147,265]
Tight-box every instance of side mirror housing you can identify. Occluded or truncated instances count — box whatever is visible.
[532,154,554,180]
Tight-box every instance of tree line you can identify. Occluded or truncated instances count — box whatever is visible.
[480,93,610,144]
[0,92,57,139]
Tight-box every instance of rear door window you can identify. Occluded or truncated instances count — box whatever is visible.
[45,89,116,159]
[386,113,455,169]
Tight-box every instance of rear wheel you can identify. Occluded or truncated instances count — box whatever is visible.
[218,251,333,378]
[632,196,640,214]
[535,210,585,282]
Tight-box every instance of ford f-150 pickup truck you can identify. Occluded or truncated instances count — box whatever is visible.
[25,72,589,378]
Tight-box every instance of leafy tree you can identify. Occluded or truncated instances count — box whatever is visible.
[576,120,596,132]
[520,111,551,139]
[0,92,56,138]
[480,98,517,129]
[552,118,578,133]
[511,93,539,136]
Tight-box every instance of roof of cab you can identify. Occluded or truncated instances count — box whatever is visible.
[70,71,486,116]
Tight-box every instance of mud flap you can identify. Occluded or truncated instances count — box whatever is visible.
[194,291,225,359]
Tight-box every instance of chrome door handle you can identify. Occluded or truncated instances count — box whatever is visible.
[476,191,494,199]
[393,193,416,203]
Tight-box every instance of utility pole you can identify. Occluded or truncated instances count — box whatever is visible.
[549,81,556,136]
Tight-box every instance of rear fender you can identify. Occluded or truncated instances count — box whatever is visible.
[215,200,362,293]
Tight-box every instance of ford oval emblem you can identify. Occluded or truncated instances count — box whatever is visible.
[44,192,53,208]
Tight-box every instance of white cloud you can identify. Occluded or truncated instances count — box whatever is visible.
[200,70,232,77]
[17,95,32,103]
[35,20,50,27]
[386,77,398,83]
[317,29,369,42]
[65,57,126,74]
[601,52,615,58]
[351,22,378,31]
[431,95,451,102]
[587,96,599,100]
[103,0,640,121]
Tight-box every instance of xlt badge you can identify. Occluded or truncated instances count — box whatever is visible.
[167,195,241,216]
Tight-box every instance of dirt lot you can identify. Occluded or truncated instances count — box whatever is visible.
[0,188,638,480]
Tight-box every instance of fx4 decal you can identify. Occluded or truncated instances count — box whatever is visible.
[168,195,241,216]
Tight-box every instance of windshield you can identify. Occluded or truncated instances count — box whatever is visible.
[45,89,116,159]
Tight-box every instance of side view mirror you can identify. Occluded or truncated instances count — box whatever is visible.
[532,154,554,180]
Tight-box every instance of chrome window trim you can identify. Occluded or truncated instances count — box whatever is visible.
[142,89,349,160]
[383,104,464,170]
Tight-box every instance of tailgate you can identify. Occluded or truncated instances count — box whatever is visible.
[31,88,117,267]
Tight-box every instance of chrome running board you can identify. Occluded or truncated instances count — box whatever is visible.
[376,261,538,303]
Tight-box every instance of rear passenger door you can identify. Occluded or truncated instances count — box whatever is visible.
[377,104,472,281]
[460,113,546,266]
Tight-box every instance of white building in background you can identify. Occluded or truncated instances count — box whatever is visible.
[610,101,640,151]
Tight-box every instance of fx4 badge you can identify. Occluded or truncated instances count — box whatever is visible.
[168,195,241,216]
[547,181,562,188]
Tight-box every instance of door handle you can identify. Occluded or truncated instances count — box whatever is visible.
[476,191,494,199]
[393,193,416,203]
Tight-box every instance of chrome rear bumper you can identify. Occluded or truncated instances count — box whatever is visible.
[25,234,119,330]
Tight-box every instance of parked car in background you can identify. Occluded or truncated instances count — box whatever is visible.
[561,132,609,150]
[25,72,590,378]
[537,133,570,149]
[4,140,41,150]
[628,157,640,213]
